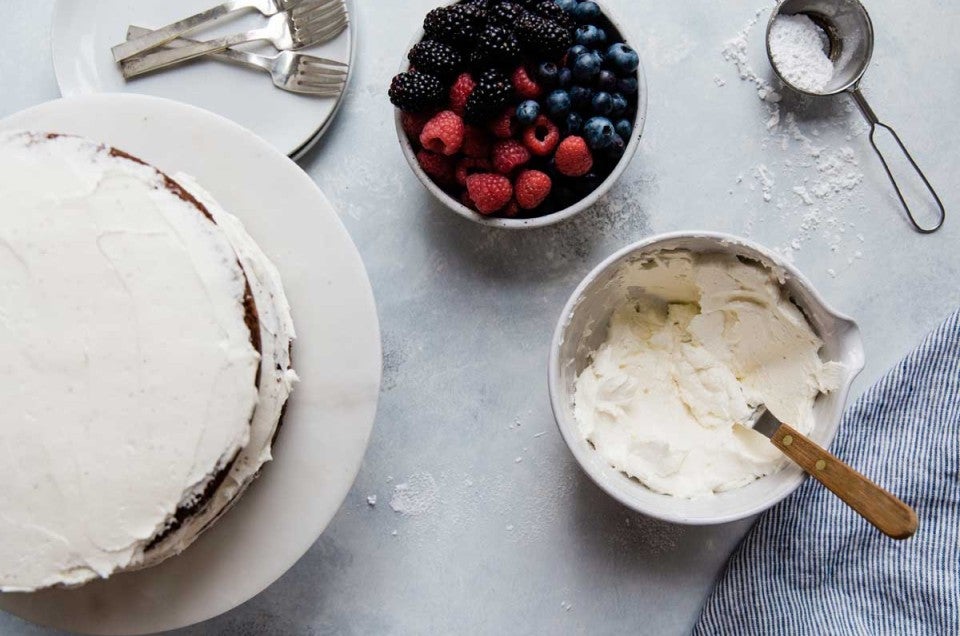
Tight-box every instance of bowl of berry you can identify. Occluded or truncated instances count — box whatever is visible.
[390,0,647,228]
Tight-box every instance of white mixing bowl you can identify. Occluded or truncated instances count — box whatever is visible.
[548,232,865,524]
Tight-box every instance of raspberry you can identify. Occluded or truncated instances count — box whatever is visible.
[489,107,519,139]
[466,173,513,214]
[449,72,476,116]
[502,199,521,217]
[514,169,552,209]
[512,66,543,99]
[522,115,560,156]
[419,110,464,156]
[416,150,455,186]
[401,111,431,140]
[462,125,492,158]
[456,157,492,186]
[554,135,593,176]
[491,139,531,174]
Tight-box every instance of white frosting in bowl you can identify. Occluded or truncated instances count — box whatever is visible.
[0,133,261,591]
[573,250,842,499]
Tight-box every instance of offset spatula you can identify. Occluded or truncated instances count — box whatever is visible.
[749,408,918,540]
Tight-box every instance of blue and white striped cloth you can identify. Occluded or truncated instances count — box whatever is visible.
[695,311,960,635]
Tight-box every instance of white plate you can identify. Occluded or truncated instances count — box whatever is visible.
[0,94,381,635]
[52,0,355,158]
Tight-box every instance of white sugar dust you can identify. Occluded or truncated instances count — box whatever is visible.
[769,14,834,93]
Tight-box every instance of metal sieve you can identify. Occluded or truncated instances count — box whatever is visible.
[766,0,944,233]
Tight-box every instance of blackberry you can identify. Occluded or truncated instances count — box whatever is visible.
[423,4,486,50]
[389,71,445,113]
[408,40,463,82]
[464,68,513,124]
[531,1,576,34]
[470,24,521,67]
[516,14,573,59]
[487,1,525,27]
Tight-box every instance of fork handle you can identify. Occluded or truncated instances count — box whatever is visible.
[111,0,269,62]
[122,27,269,78]
[124,25,275,74]
[771,424,918,540]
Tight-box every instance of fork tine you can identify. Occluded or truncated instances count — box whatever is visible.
[298,59,348,74]
[300,55,349,68]
[295,8,347,33]
[298,16,348,46]
[291,0,343,21]
[294,2,345,26]
[290,0,339,14]
[296,69,346,82]
[297,73,346,84]
[296,67,346,80]
[290,0,347,47]
[296,77,344,90]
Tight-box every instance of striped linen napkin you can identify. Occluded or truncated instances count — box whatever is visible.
[694,311,960,635]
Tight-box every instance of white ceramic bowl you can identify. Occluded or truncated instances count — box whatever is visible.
[548,232,865,524]
[394,2,648,229]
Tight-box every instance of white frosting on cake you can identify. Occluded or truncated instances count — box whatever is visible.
[138,174,298,564]
[0,133,261,592]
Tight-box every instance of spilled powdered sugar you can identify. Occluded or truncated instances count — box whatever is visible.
[721,9,782,129]
[389,472,439,516]
[721,7,868,271]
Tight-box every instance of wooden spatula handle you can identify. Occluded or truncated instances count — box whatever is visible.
[771,424,918,540]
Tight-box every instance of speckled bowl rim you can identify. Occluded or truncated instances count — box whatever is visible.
[548,231,866,525]
[393,0,648,230]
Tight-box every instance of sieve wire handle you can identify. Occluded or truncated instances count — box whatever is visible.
[850,88,945,234]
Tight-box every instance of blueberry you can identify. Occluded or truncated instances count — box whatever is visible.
[555,0,578,12]
[537,61,559,88]
[552,183,579,209]
[591,91,613,116]
[575,25,607,48]
[545,89,572,118]
[565,112,583,134]
[606,134,626,160]
[541,157,559,179]
[572,1,601,23]
[572,51,602,82]
[566,45,588,66]
[597,69,618,92]
[516,100,541,125]
[617,76,638,95]
[614,118,633,140]
[606,42,640,75]
[610,92,629,117]
[573,172,603,197]
[558,67,573,88]
[569,85,593,111]
[583,116,616,150]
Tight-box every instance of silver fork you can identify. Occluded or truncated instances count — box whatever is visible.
[122,0,348,79]
[124,25,347,97]
[112,0,308,62]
